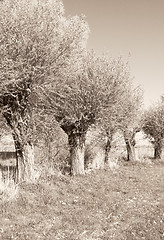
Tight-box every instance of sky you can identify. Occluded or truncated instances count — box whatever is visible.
[63,0,164,108]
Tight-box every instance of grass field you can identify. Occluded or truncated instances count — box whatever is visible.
[0,158,164,240]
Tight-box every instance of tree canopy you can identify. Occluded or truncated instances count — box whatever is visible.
[0,0,89,180]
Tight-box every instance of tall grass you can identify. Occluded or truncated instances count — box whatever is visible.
[0,178,18,202]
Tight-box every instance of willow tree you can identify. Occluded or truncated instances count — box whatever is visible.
[43,53,134,175]
[143,102,164,159]
[0,0,89,181]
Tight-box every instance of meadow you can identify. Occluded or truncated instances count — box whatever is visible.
[0,138,164,240]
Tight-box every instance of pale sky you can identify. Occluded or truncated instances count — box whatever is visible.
[63,0,164,108]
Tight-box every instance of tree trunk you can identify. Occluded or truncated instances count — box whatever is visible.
[125,140,136,161]
[68,132,86,175]
[124,129,137,161]
[104,131,112,165]
[13,133,34,182]
[2,83,34,182]
[154,142,162,159]
[61,116,93,176]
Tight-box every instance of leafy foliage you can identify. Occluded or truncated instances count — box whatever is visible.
[43,53,134,132]
[0,0,89,132]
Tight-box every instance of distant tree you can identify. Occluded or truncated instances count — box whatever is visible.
[101,57,134,165]
[118,86,143,161]
[142,102,164,159]
[0,0,89,181]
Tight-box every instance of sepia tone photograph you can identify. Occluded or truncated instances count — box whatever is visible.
[0,0,164,239]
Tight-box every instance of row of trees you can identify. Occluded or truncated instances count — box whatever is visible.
[2,0,162,183]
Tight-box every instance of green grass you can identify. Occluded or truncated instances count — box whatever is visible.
[0,160,164,240]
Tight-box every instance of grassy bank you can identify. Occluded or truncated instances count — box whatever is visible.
[0,160,164,240]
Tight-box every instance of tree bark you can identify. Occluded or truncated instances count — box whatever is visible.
[61,120,88,175]
[13,133,34,182]
[124,131,136,161]
[125,139,136,161]
[154,142,162,159]
[60,115,94,176]
[104,130,113,165]
[68,132,86,175]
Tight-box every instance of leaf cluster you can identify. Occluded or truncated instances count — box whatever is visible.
[43,53,138,133]
[0,0,89,93]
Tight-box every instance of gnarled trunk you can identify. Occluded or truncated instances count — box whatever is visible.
[154,141,162,159]
[68,132,86,175]
[61,116,91,176]
[104,130,113,165]
[13,133,34,182]
[124,130,136,161]
[125,139,136,161]
[2,81,34,182]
